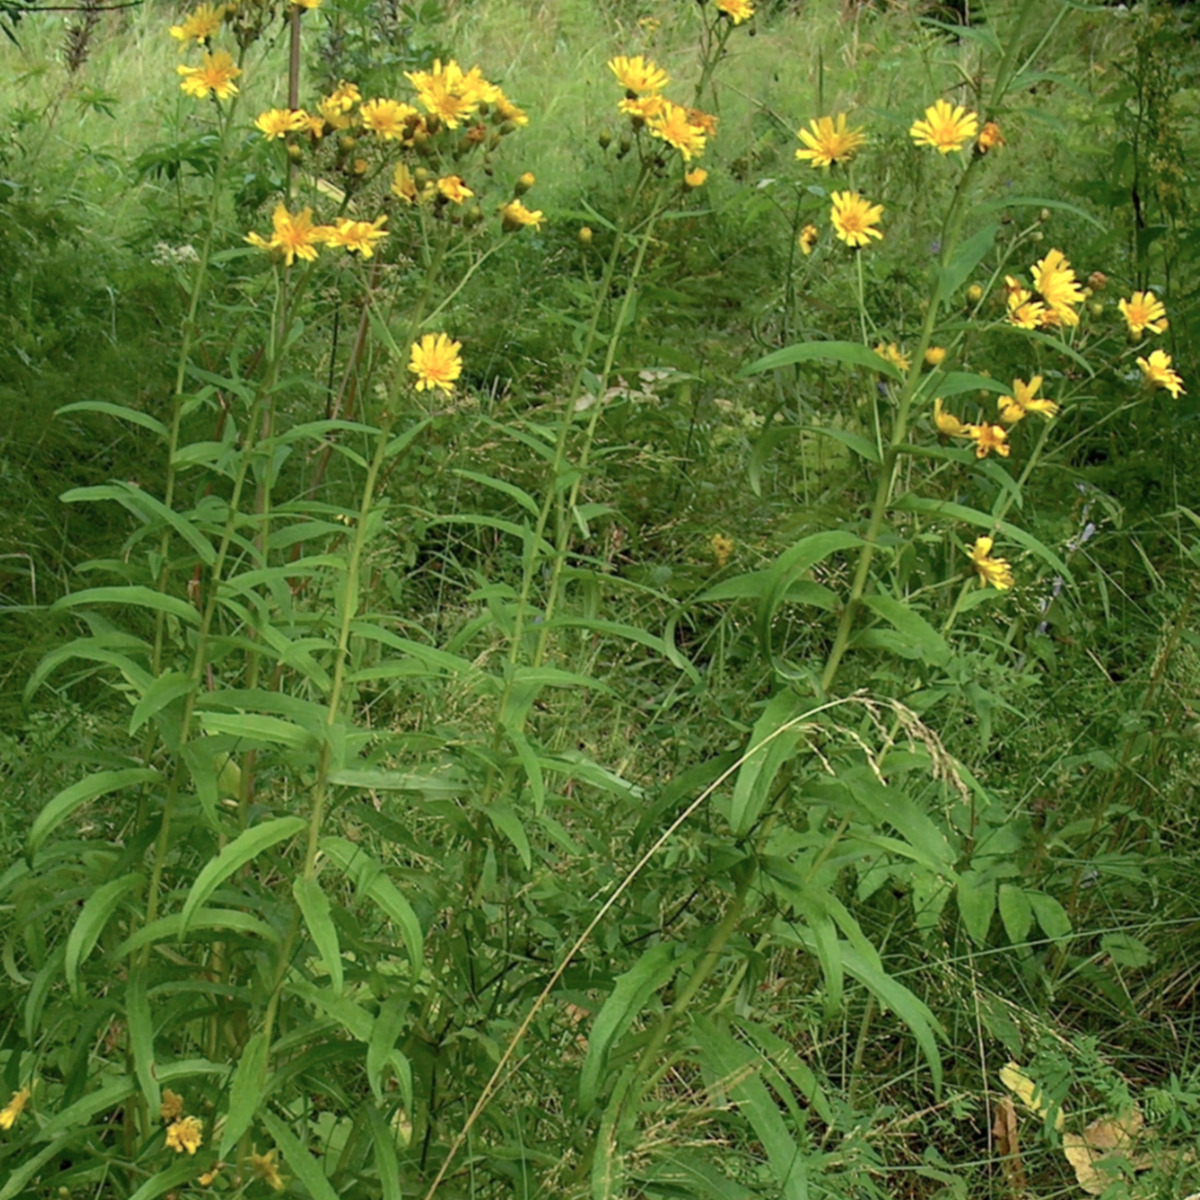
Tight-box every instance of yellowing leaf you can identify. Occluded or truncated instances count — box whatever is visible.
[1062,1108,1152,1196]
[999,1062,1064,1130]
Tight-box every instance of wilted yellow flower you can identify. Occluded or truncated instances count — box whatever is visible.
[795,113,865,168]
[933,398,968,437]
[874,342,910,372]
[687,107,719,138]
[245,205,328,266]
[910,98,979,154]
[323,215,389,257]
[409,332,463,394]
[437,175,473,204]
[685,167,708,188]
[969,536,1014,590]
[0,1087,30,1131]
[251,1148,285,1191]
[925,346,947,367]
[494,93,529,126]
[177,50,241,100]
[998,376,1058,424]
[160,1088,184,1122]
[169,3,224,45]
[255,108,305,139]
[966,423,1010,458]
[1031,248,1085,327]
[608,55,669,94]
[500,199,543,231]
[711,533,734,567]
[830,191,883,248]
[798,224,819,255]
[165,1115,204,1155]
[1138,349,1185,398]
[976,120,1004,153]
[716,0,754,23]
[359,97,417,139]
[1119,290,1168,336]
[647,101,707,161]
[392,162,418,204]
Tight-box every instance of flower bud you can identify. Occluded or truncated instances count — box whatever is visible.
[1039,208,1051,222]
[1090,301,1104,318]
[924,346,947,367]
[1087,271,1107,291]
[1031,230,1044,242]
[338,135,356,154]
[286,142,304,163]
[579,226,594,245]
[515,171,535,195]
[598,130,612,149]
[967,283,984,302]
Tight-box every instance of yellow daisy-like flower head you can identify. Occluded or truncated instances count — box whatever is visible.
[255,108,305,139]
[618,94,665,123]
[250,1148,286,1191]
[323,215,389,258]
[608,54,669,94]
[0,1087,31,1131]
[1031,248,1084,327]
[359,97,417,139]
[925,346,947,367]
[966,422,1010,458]
[716,0,754,23]
[647,100,707,161]
[798,224,819,256]
[169,3,225,45]
[325,81,361,113]
[177,50,241,101]
[1004,276,1045,330]
[933,397,968,437]
[165,1115,204,1155]
[1137,349,1185,398]
[1119,290,1168,337]
[437,175,474,204]
[830,190,883,248]
[687,107,719,139]
[910,98,979,154]
[969,536,1014,590]
[160,1088,184,1122]
[244,205,326,266]
[409,332,463,394]
[405,59,480,129]
[500,199,543,232]
[684,167,708,188]
[795,113,866,169]
[998,375,1058,424]
[873,342,910,373]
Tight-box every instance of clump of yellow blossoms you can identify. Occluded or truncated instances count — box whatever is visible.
[160,1088,183,1121]
[607,55,717,170]
[970,537,1014,590]
[501,199,543,232]
[166,1114,204,1155]
[1005,248,1086,330]
[685,167,708,188]
[716,0,754,22]
[1138,349,1185,398]
[924,346,947,367]
[711,533,734,568]
[874,342,909,373]
[795,114,865,169]
[830,191,883,248]
[409,333,464,394]
[251,1147,286,1191]
[910,98,979,154]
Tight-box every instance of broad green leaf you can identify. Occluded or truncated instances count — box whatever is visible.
[126,1163,201,1200]
[580,942,679,1109]
[977,194,1106,231]
[197,711,319,751]
[740,339,903,381]
[52,585,200,624]
[25,632,153,700]
[179,817,305,937]
[479,803,532,871]
[30,767,160,860]
[696,571,837,610]
[37,1076,137,1140]
[805,423,881,464]
[127,968,160,1113]
[940,223,1000,303]
[734,1017,834,1125]
[294,877,344,994]
[638,1154,756,1200]
[65,873,144,999]
[0,1138,75,1200]
[591,1065,635,1200]
[860,595,952,668]
[957,870,996,946]
[129,671,194,736]
[453,468,540,516]
[320,837,423,977]
[731,690,809,836]
[57,399,168,437]
[998,884,1034,945]
[543,617,700,685]
[115,908,282,957]
[260,1110,340,1200]
[328,768,465,796]
[1028,890,1072,943]
[220,1030,268,1156]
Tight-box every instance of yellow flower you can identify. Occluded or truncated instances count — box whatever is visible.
[406,59,486,129]
[687,107,719,138]
[160,1088,184,1122]
[325,81,362,113]
[437,175,473,204]
[255,108,305,139]
[830,190,883,248]
[169,3,224,45]
[924,346,947,367]
[608,54,669,94]
[494,93,529,126]
[910,98,979,154]
[716,0,754,23]
[798,224,819,256]
[618,94,665,122]
[1004,276,1045,329]
[998,376,1058,424]
[198,1163,224,1186]
[291,0,320,7]
[165,1115,204,1155]
[250,1147,286,1191]
[409,332,463,394]
[933,397,968,437]
[296,109,325,138]
[1030,248,1085,327]
[1137,349,1185,398]
[966,423,1010,458]
[244,205,327,266]
[874,342,910,372]
[976,120,1004,153]
[359,97,417,139]
[392,162,418,204]
[684,167,708,188]
[0,1087,30,1131]
[969,536,1014,590]
[323,215,389,258]
[795,113,866,169]
[711,533,734,567]
[177,50,241,101]
[647,101,707,161]
[501,199,543,231]
[1119,290,1168,336]
[318,97,354,131]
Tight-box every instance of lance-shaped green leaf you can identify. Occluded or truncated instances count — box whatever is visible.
[127,968,160,1113]
[65,873,144,999]
[294,877,344,994]
[739,339,903,380]
[731,690,811,837]
[220,1030,268,1156]
[260,1109,340,1200]
[52,586,201,624]
[30,767,160,860]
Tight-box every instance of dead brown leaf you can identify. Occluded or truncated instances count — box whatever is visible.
[992,1096,1027,1192]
